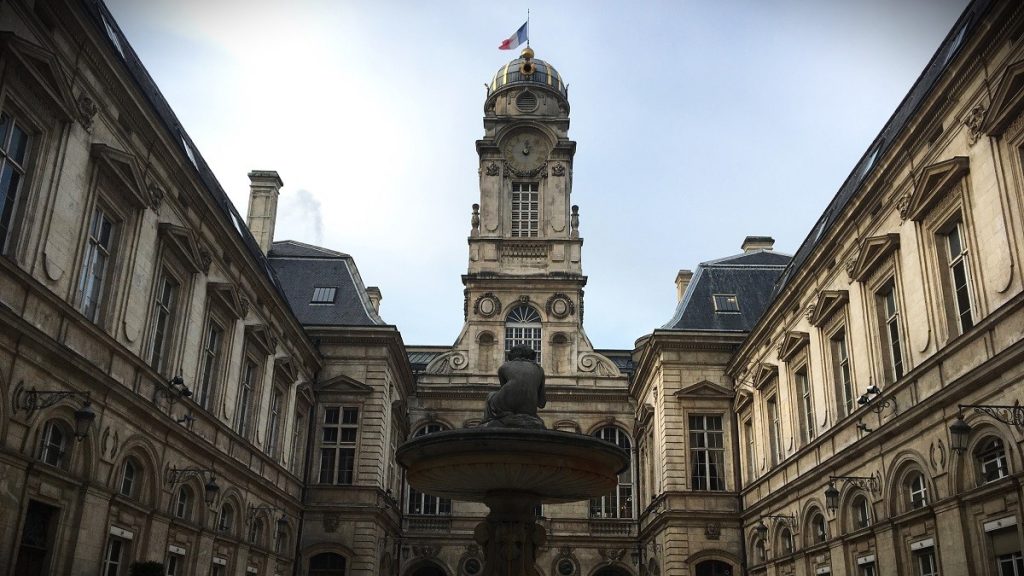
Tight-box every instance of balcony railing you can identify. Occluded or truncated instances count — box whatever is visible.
[405,516,452,533]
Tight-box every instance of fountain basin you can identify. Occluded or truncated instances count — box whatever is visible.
[396,428,629,503]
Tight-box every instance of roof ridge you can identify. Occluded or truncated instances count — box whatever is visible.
[271,239,350,258]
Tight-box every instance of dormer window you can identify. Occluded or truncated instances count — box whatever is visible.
[311,287,337,304]
[713,294,740,313]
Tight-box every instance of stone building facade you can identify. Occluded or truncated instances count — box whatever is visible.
[3,0,1024,575]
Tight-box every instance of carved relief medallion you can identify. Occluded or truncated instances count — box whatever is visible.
[474,293,502,317]
[546,293,576,318]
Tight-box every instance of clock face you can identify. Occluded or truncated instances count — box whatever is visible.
[502,131,549,172]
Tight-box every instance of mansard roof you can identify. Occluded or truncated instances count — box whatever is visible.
[268,240,385,327]
[771,0,993,297]
[662,250,791,332]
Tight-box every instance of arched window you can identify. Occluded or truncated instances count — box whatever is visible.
[807,510,827,545]
[505,305,542,361]
[906,471,928,509]
[276,525,290,555]
[217,503,234,533]
[590,427,633,519]
[119,460,137,498]
[175,486,193,521]
[753,537,766,564]
[777,526,794,555]
[695,560,733,576]
[850,494,871,530]
[408,424,451,516]
[976,437,1009,484]
[309,552,347,576]
[248,517,264,546]
[39,420,67,468]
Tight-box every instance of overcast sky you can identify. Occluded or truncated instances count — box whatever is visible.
[106,0,968,349]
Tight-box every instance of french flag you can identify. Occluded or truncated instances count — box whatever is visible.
[499,22,528,50]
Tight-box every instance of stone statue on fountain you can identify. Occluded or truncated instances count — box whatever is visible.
[482,344,546,429]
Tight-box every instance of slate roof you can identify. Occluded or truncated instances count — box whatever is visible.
[772,0,992,297]
[662,250,791,332]
[267,241,385,327]
[596,349,635,376]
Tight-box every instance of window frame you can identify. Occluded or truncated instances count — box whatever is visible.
[504,304,543,362]
[318,405,360,485]
[175,486,193,521]
[688,414,726,492]
[940,218,975,335]
[792,363,815,445]
[145,266,183,376]
[196,316,226,412]
[118,459,137,499]
[102,535,129,576]
[906,470,929,510]
[828,326,854,419]
[975,436,1010,485]
[765,390,782,467]
[589,426,633,519]
[510,181,540,238]
[234,356,261,438]
[874,279,906,383]
[75,204,119,323]
[39,420,68,469]
[712,293,741,313]
[0,107,36,259]
[267,385,285,457]
[407,423,452,516]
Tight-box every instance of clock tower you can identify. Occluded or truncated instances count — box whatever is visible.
[428,47,621,382]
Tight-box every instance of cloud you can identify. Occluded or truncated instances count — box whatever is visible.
[277,189,323,246]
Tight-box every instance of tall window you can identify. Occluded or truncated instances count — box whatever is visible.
[267,388,283,457]
[590,427,632,518]
[197,321,223,410]
[235,360,258,437]
[39,421,66,468]
[102,537,127,576]
[505,304,542,361]
[992,527,1024,576]
[852,494,871,529]
[907,471,928,509]
[510,182,539,237]
[689,415,725,491]
[292,410,306,475]
[795,368,815,444]
[0,112,30,252]
[118,460,137,498]
[77,207,117,321]
[976,437,1009,484]
[831,331,853,417]
[945,221,974,333]
[767,395,782,467]
[880,286,904,380]
[809,511,827,544]
[319,407,358,485]
[175,486,192,520]
[248,517,264,546]
[744,419,755,483]
[915,548,938,576]
[148,271,178,374]
[408,424,452,515]
[217,503,234,533]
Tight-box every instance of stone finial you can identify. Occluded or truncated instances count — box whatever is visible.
[675,269,693,302]
[570,205,580,239]
[741,235,775,253]
[471,203,481,236]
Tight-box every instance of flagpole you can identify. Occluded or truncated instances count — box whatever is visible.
[527,9,530,48]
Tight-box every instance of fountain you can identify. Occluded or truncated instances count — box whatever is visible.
[397,346,630,576]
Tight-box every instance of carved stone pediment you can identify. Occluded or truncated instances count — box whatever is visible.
[734,388,754,411]
[808,290,849,327]
[849,234,900,282]
[244,324,278,355]
[274,356,297,382]
[753,363,778,390]
[777,331,810,362]
[674,380,733,399]
[91,144,154,209]
[904,156,969,222]
[0,33,76,121]
[983,58,1024,136]
[316,374,373,394]
[207,282,248,319]
[158,223,207,273]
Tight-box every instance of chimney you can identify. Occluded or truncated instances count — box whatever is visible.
[366,286,382,314]
[247,170,284,254]
[675,269,693,302]
[741,235,775,253]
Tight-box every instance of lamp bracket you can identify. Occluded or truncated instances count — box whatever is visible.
[959,402,1024,428]
[165,465,214,487]
[829,474,880,493]
[16,388,91,415]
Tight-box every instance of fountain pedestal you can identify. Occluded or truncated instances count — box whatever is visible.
[397,428,629,576]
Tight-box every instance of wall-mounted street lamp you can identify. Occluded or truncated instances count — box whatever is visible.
[156,375,193,405]
[824,475,880,512]
[165,466,220,506]
[857,384,898,416]
[949,402,1024,454]
[247,504,289,533]
[754,514,796,540]
[16,388,95,440]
